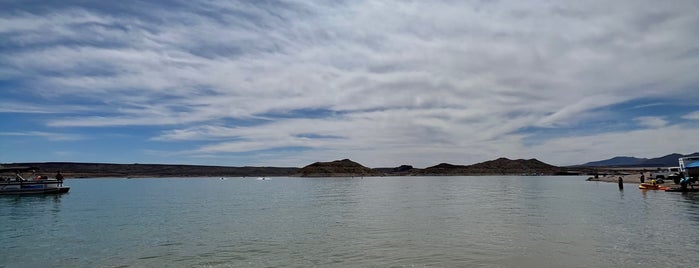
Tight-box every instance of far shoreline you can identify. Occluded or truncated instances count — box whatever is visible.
[585,171,658,184]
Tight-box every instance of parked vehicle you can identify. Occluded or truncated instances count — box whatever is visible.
[650,167,680,180]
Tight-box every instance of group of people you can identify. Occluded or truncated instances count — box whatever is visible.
[636,171,695,191]
[618,172,650,190]
[11,171,64,186]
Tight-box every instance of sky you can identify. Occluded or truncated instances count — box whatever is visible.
[1,0,699,168]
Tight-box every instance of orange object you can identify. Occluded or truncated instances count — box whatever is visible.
[638,183,667,190]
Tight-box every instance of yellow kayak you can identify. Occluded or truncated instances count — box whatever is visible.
[639,183,667,190]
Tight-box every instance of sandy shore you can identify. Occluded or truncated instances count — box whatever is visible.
[586,171,660,184]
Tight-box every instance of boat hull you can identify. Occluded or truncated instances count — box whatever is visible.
[0,187,69,195]
[0,181,70,195]
[638,183,666,190]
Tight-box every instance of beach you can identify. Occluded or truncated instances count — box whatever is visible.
[587,171,661,184]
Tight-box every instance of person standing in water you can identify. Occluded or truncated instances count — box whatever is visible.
[618,176,624,190]
[640,173,645,183]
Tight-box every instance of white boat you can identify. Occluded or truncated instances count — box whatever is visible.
[0,166,70,195]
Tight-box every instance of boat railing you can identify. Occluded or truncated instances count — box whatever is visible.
[0,179,61,185]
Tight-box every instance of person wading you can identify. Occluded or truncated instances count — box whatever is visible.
[618,176,624,190]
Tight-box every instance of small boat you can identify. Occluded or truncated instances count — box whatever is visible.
[638,183,667,190]
[0,166,70,195]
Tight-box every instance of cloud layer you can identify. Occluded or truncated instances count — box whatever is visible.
[2,0,698,167]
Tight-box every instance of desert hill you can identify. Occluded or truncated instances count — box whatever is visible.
[4,157,575,178]
[418,158,563,175]
[296,159,380,177]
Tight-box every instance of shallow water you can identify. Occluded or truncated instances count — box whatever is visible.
[1,176,698,267]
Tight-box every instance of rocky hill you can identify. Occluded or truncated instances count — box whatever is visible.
[3,157,573,178]
[296,159,380,177]
[417,158,563,175]
[373,165,415,176]
[467,158,563,174]
[418,163,471,175]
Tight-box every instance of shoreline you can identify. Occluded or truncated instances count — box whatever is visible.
[586,171,659,184]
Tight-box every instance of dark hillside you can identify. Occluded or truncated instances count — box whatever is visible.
[2,162,298,178]
[418,158,562,175]
[466,158,562,174]
[580,152,699,167]
[296,159,380,177]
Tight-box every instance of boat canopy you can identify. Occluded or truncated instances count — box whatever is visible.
[685,162,699,169]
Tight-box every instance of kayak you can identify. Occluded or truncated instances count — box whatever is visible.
[638,183,667,190]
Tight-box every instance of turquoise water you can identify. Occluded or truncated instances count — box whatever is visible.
[1,176,698,267]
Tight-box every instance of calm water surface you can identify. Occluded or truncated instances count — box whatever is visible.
[1,176,698,267]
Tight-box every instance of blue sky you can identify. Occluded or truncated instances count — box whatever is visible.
[1,0,699,167]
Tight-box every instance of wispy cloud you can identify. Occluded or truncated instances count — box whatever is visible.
[0,102,64,114]
[634,116,668,129]
[0,131,85,141]
[683,111,699,120]
[1,0,698,166]
[528,125,699,165]
[0,102,95,114]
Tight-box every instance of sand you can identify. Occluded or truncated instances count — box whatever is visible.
[586,171,663,184]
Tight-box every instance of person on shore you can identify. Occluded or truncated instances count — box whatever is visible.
[640,173,645,183]
[618,176,624,190]
[55,171,64,187]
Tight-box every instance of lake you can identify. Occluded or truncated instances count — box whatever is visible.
[1,176,698,267]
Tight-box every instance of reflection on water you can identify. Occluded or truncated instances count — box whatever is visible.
[678,193,699,224]
[2,194,65,217]
[1,177,698,267]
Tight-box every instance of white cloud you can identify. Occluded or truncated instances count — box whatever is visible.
[0,101,96,114]
[683,111,699,120]
[528,125,699,166]
[634,116,668,129]
[0,131,85,141]
[2,1,699,166]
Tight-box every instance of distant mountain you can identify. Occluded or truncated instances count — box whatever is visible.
[465,157,562,175]
[296,157,566,177]
[580,152,699,167]
[641,153,685,166]
[581,156,647,167]
[373,165,415,175]
[419,163,471,175]
[1,162,299,178]
[2,157,581,178]
[418,157,563,175]
[469,158,561,172]
[296,159,380,177]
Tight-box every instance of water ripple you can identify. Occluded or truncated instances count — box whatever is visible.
[2,177,699,267]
